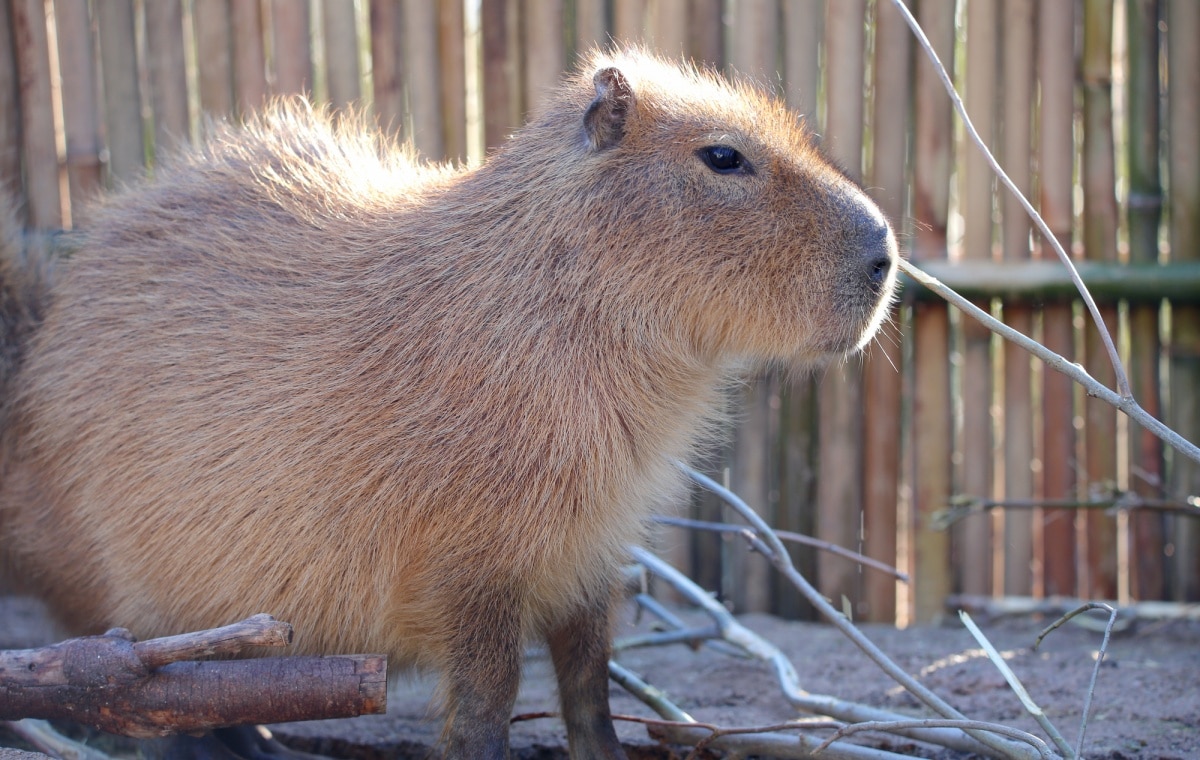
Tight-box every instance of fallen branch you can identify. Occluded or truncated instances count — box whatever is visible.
[0,615,387,738]
[626,546,1019,758]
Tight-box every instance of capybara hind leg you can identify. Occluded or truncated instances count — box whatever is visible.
[440,590,523,759]
[547,593,627,760]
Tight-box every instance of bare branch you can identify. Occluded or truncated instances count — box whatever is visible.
[959,611,1074,758]
[0,616,387,738]
[815,719,1056,760]
[1031,603,1119,757]
[629,540,1029,758]
[900,258,1200,466]
[675,467,1045,760]
[887,0,1131,400]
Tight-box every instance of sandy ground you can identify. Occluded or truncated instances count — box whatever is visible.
[2,594,1198,758]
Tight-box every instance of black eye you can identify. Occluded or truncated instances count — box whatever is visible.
[699,145,749,174]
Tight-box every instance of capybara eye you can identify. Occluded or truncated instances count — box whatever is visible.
[698,145,749,174]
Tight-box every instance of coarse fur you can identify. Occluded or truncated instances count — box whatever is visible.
[0,49,897,758]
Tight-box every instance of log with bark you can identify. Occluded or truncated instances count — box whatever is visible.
[0,615,386,738]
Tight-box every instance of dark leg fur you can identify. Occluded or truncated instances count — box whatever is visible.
[547,587,627,760]
[440,587,525,759]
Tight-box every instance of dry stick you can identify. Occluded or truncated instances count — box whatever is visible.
[628,545,1025,759]
[959,611,1074,758]
[815,719,1055,760]
[887,0,1130,401]
[655,515,910,582]
[607,662,911,760]
[1032,602,1119,757]
[902,258,1200,467]
[630,593,749,659]
[675,468,1043,760]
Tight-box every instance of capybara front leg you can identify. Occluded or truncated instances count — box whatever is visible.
[440,589,523,759]
[547,590,627,760]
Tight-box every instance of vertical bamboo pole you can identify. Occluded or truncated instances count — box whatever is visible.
[1166,0,1200,601]
[53,0,103,210]
[1000,0,1036,597]
[781,0,821,128]
[193,0,235,118]
[322,0,360,111]
[480,0,518,151]
[613,0,646,46]
[1124,0,1165,601]
[687,0,723,66]
[13,0,64,228]
[729,0,776,86]
[816,0,866,618]
[146,0,190,157]
[231,0,268,117]
[270,0,311,96]
[861,0,910,623]
[957,0,998,599]
[722,0,780,614]
[646,0,687,57]
[96,0,144,182]
[521,0,565,115]
[1038,0,1078,598]
[370,0,404,137]
[402,0,443,159]
[0,0,21,210]
[575,0,608,53]
[1080,0,1119,600]
[774,0,823,621]
[438,0,466,163]
[910,0,955,623]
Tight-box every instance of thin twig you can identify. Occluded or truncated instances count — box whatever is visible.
[888,0,1131,400]
[814,719,1056,760]
[959,611,1074,758]
[677,467,1043,760]
[900,258,1200,466]
[1031,603,1119,756]
[655,515,909,581]
[604,667,919,760]
[632,593,750,659]
[627,546,1014,757]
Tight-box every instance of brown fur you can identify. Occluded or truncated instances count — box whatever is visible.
[0,50,896,757]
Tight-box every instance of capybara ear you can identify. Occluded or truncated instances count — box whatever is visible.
[583,67,633,152]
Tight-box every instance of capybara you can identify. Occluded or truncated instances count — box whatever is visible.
[0,49,897,758]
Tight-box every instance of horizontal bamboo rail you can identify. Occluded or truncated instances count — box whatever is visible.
[902,261,1200,303]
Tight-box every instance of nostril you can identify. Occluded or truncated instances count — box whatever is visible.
[867,252,893,286]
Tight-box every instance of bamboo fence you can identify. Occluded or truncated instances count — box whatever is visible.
[0,0,1197,623]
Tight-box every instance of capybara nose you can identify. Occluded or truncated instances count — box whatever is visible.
[857,218,896,291]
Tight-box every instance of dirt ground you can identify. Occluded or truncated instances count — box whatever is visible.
[2,593,1198,759]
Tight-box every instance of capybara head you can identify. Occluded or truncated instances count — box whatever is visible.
[485,49,898,368]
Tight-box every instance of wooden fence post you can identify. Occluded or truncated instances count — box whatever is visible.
[1166,0,1200,601]
[1080,0,1120,600]
[958,0,998,600]
[910,0,955,623]
[1037,0,1078,598]
[861,0,910,624]
[1124,0,1166,602]
[999,0,1037,598]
